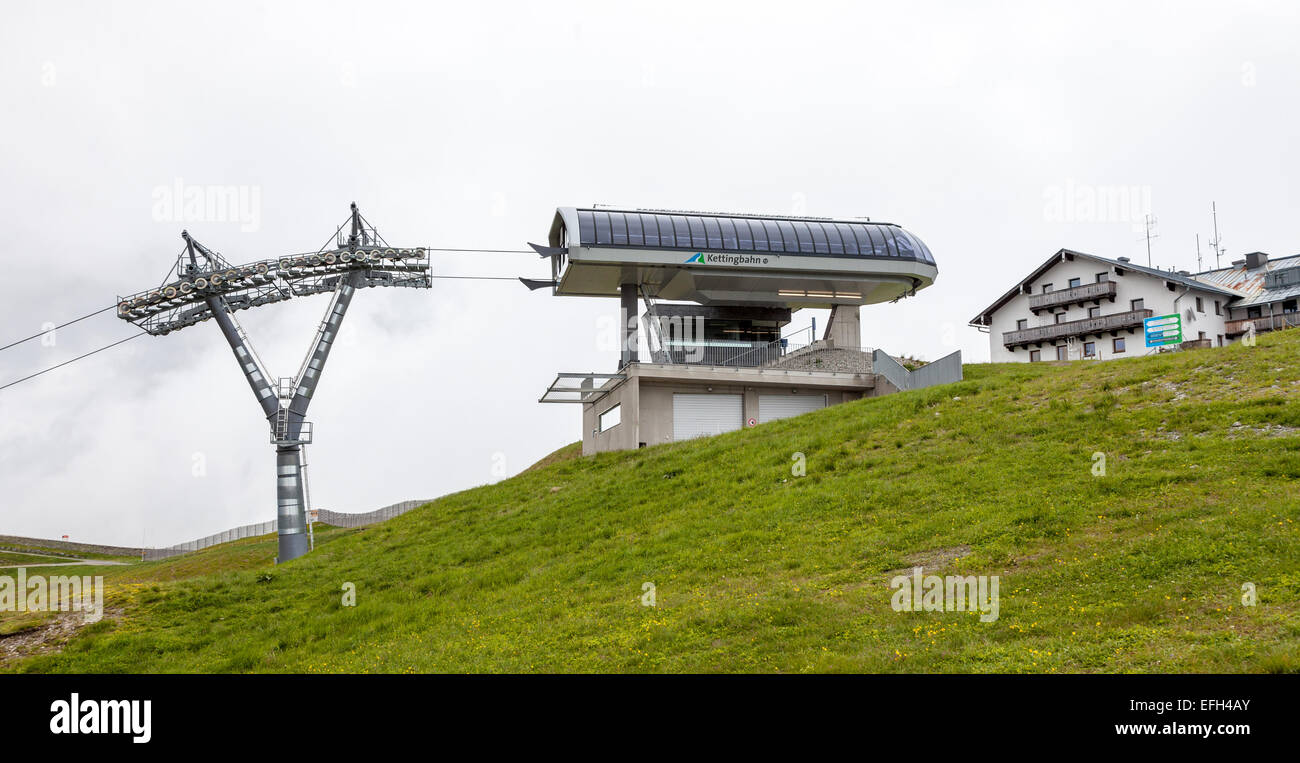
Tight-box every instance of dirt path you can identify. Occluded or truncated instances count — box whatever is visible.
[0,608,124,666]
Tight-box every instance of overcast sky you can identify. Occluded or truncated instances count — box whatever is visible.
[1,1,1296,547]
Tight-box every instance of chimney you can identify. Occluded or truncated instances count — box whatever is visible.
[1232,259,1246,267]
[1117,256,1131,263]
[1245,252,1268,269]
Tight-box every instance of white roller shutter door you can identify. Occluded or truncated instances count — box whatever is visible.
[672,394,743,441]
[758,394,826,423]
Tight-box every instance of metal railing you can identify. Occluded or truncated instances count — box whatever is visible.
[653,341,782,367]
[270,410,313,445]
[649,325,820,368]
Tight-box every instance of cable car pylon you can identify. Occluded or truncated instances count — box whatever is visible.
[118,203,431,562]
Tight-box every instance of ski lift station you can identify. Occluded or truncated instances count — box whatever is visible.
[111,201,961,564]
[532,207,962,455]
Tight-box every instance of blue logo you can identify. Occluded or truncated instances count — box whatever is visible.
[684,252,704,263]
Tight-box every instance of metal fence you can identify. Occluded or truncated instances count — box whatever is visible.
[316,500,430,528]
[142,520,277,561]
[141,499,431,561]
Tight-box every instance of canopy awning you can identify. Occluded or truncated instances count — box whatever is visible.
[538,372,626,404]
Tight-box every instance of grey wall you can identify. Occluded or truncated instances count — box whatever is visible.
[871,350,964,392]
[583,374,866,454]
[909,350,965,389]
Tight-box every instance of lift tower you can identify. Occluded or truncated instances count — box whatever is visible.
[117,203,431,562]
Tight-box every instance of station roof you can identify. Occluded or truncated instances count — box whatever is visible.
[551,207,935,266]
[540,206,939,307]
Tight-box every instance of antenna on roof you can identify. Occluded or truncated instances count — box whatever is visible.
[1136,214,1159,267]
[1209,201,1225,268]
[1196,234,1202,272]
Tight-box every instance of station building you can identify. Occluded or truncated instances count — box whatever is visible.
[530,207,962,455]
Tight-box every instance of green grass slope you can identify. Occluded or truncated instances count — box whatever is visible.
[5,331,1299,673]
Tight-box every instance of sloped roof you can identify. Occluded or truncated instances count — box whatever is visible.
[969,249,1245,326]
[1191,253,1300,307]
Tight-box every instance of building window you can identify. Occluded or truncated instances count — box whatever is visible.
[1130,298,1144,312]
[1083,341,1096,357]
[1096,272,1109,282]
[598,404,621,432]
[1016,318,1028,330]
[1214,300,1222,315]
[1113,337,1126,353]
[1055,311,1067,324]
[1068,277,1081,288]
[1285,300,1297,313]
[1088,306,1101,318]
[1056,346,1068,361]
[1042,283,1053,293]
[1029,350,1041,362]
[1217,335,1223,347]
[1199,331,1207,340]
[1195,297,1204,313]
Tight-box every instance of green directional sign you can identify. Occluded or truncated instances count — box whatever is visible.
[1144,314,1182,347]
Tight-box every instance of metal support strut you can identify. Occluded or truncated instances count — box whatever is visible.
[205,267,366,563]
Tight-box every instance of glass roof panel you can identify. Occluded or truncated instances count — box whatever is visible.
[568,210,933,265]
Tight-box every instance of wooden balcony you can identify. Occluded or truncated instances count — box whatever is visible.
[1224,313,1300,337]
[1004,309,1151,348]
[1028,280,1117,313]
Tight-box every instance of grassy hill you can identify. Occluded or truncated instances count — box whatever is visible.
[4,331,1299,673]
